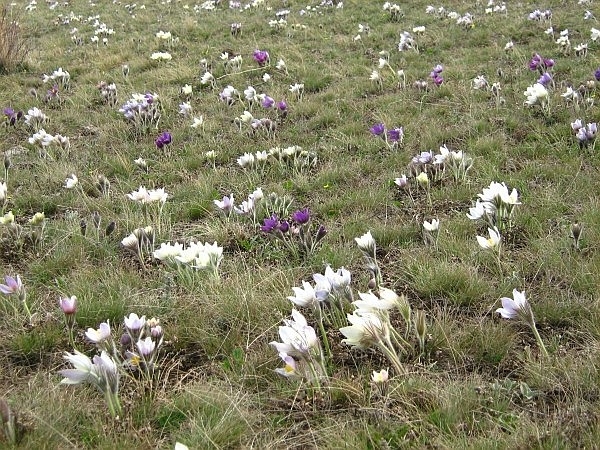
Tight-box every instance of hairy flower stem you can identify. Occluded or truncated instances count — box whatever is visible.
[529,318,549,358]
[376,339,404,375]
[315,308,331,369]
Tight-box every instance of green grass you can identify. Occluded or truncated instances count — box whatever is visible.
[1,0,600,448]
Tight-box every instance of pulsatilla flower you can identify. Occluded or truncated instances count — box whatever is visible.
[370,123,385,136]
[155,131,172,149]
[0,275,22,295]
[291,208,310,224]
[252,49,270,66]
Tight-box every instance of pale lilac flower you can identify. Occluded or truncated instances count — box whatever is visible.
[496,289,530,319]
[124,313,146,331]
[85,321,111,343]
[0,275,22,295]
[59,296,77,315]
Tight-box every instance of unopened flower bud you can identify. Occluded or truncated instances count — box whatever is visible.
[92,211,101,230]
[105,221,116,237]
[80,219,87,236]
[120,333,131,347]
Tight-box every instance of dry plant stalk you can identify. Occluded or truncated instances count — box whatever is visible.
[0,3,30,73]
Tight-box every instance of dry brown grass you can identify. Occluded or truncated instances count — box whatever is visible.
[0,3,29,73]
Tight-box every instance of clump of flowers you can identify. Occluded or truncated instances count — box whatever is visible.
[121,225,155,267]
[383,2,403,21]
[467,181,520,231]
[24,107,48,131]
[528,53,554,73]
[59,313,165,418]
[97,81,117,106]
[430,64,443,86]
[268,145,317,174]
[260,207,326,259]
[27,129,70,159]
[571,119,597,149]
[119,92,161,134]
[127,186,168,233]
[220,52,243,73]
[42,67,70,90]
[270,309,327,387]
[153,240,223,279]
[370,122,404,149]
[2,108,23,127]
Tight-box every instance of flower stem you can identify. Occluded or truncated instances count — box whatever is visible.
[530,322,549,358]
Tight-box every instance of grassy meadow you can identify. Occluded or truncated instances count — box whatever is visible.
[1,0,600,448]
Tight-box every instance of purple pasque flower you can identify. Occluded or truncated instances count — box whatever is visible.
[253,49,270,66]
[595,68,600,81]
[529,53,542,71]
[0,275,22,295]
[3,108,23,126]
[278,220,290,233]
[155,131,172,149]
[261,214,280,232]
[431,64,443,75]
[316,224,327,241]
[537,72,552,87]
[370,123,385,136]
[276,100,287,111]
[387,127,404,143]
[262,95,275,108]
[529,53,554,72]
[291,208,310,224]
[59,295,77,315]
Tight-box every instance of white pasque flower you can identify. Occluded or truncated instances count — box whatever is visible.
[85,321,111,343]
[524,83,548,106]
[64,174,78,189]
[496,289,530,319]
[269,309,319,357]
[423,219,439,232]
[355,230,376,255]
[476,227,501,249]
[287,281,317,307]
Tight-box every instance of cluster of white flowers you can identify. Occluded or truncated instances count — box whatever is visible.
[151,52,172,61]
[24,107,48,130]
[127,186,168,204]
[153,240,223,273]
[398,31,416,52]
[42,67,70,89]
[28,129,70,153]
[467,181,520,231]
